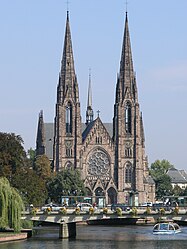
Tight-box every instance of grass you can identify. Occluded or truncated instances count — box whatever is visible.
[0,232,20,237]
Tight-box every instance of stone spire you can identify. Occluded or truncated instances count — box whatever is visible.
[36,110,45,156]
[57,11,78,104]
[53,11,82,171]
[119,12,137,101]
[86,69,94,125]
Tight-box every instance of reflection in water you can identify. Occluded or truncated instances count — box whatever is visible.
[0,225,187,249]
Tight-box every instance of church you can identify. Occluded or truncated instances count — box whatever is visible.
[36,11,155,206]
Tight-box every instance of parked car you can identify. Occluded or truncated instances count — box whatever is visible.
[41,203,62,211]
[139,202,152,207]
[111,203,131,211]
[78,203,95,212]
[152,202,163,211]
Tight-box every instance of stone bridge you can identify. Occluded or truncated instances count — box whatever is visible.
[21,209,187,239]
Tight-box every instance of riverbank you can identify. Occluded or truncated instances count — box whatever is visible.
[0,232,28,243]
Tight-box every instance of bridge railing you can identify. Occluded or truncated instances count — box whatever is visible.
[23,205,187,216]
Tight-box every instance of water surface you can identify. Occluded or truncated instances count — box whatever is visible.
[1,224,187,249]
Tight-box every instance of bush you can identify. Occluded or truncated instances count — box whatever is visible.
[130,207,137,217]
[116,207,122,216]
[159,208,165,215]
[172,207,179,215]
[43,207,51,214]
[59,207,67,215]
[21,220,33,229]
[144,207,151,215]
[89,207,95,215]
[103,207,108,214]
[74,207,80,215]
[30,207,38,216]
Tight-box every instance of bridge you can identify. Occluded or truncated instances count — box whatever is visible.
[22,208,187,239]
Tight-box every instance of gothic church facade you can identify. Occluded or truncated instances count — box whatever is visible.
[36,12,155,205]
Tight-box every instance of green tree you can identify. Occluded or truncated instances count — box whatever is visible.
[47,169,87,203]
[156,174,173,198]
[150,159,174,179]
[0,177,24,232]
[150,159,174,198]
[33,155,52,180]
[11,167,48,206]
[27,148,36,168]
[0,132,27,181]
[172,185,183,196]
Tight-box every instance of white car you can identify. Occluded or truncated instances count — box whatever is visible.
[78,203,95,212]
[41,203,62,211]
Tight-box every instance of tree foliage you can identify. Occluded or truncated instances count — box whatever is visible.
[0,133,52,207]
[0,132,27,181]
[155,174,173,198]
[47,169,87,203]
[150,159,174,179]
[11,167,48,206]
[172,185,183,196]
[33,155,52,180]
[27,148,36,168]
[0,177,24,232]
[150,159,174,198]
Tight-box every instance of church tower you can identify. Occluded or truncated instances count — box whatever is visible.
[36,110,45,156]
[113,12,149,204]
[37,10,155,205]
[53,12,82,171]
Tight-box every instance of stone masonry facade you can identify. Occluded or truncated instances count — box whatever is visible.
[36,11,155,206]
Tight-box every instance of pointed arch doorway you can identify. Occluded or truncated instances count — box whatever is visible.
[95,187,105,208]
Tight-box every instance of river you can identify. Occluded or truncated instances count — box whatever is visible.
[1,224,187,249]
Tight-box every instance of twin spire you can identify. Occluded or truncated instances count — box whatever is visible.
[57,11,77,104]
[61,11,75,80]
[59,11,135,120]
[118,12,137,102]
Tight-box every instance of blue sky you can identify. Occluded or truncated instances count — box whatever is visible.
[0,1,187,170]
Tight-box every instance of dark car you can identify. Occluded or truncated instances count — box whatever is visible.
[152,203,163,211]
[111,203,131,211]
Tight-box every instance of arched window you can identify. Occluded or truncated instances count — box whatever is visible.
[125,102,132,134]
[66,102,72,134]
[66,148,72,157]
[125,148,132,158]
[125,163,132,183]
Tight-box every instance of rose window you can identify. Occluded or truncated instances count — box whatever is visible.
[88,149,110,176]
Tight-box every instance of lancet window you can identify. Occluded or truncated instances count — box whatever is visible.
[125,102,132,134]
[66,102,72,134]
[125,163,132,183]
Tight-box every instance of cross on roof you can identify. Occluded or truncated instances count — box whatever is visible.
[97,110,100,118]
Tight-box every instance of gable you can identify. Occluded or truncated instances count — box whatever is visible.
[44,121,113,160]
[81,118,113,148]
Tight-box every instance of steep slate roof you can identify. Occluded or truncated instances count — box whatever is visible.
[179,170,187,181]
[44,123,54,160]
[82,120,96,142]
[44,122,113,160]
[167,168,187,184]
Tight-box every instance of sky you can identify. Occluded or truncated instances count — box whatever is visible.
[0,0,187,170]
